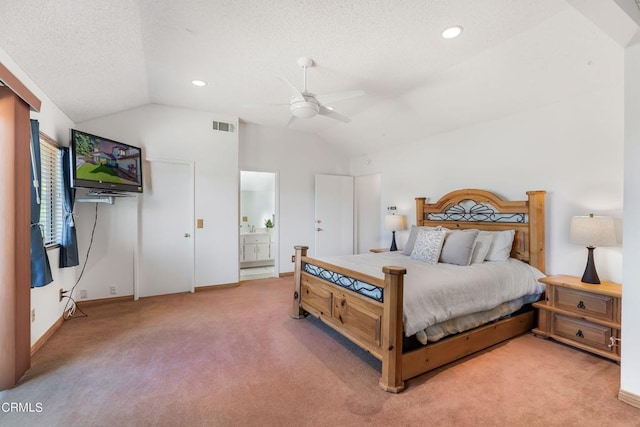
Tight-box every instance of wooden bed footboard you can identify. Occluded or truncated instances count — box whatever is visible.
[292,245,407,392]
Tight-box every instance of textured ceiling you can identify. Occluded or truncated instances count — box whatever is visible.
[0,0,631,157]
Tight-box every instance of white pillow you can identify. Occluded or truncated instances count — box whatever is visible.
[471,232,493,264]
[402,225,440,256]
[485,230,516,262]
[410,229,447,264]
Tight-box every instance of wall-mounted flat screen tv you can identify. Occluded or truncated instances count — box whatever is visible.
[70,129,143,193]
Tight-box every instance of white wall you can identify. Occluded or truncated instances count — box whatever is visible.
[239,123,350,272]
[621,39,640,398]
[77,104,239,292]
[0,48,78,346]
[70,194,138,300]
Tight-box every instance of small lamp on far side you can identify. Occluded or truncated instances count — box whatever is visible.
[385,214,406,252]
[570,214,616,284]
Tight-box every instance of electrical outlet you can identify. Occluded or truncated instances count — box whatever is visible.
[59,288,64,302]
[110,285,117,295]
[31,309,36,323]
[79,289,88,299]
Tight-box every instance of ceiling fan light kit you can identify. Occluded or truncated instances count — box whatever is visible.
[291,96,320,118]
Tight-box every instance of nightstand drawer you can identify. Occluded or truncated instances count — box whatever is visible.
[553,314,613,352]
[554,287,613,321]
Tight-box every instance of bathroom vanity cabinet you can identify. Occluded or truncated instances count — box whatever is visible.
[240,232,275,268]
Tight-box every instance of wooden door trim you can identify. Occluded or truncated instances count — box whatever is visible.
[0,62,41,112]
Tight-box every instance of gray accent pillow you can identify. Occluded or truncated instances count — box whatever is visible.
[439,229,480,266]
[471,232,493,264]
[410,229,447,264]
[402,225,440,256]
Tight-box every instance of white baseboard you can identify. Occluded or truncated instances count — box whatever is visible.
[619,389,640,408]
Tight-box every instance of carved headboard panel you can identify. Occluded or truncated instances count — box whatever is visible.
[415,189,546,273]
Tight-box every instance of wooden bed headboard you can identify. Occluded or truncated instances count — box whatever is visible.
[415,189,546,273]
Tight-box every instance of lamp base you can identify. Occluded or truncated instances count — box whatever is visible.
[581,246,601,284]
[390,231,398,252]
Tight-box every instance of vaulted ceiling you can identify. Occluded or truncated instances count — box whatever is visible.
[0,1,638,157]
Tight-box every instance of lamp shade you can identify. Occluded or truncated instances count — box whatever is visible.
[384,214,406,231]
[570,214,616,247]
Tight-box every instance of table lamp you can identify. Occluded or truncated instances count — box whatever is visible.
[385,214,406,251]
[570,214,616,284]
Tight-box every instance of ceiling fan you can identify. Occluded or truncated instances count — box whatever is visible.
[276,57,365,126]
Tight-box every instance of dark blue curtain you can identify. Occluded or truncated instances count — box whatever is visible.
[59,148,79,267]
[30,119,53,288]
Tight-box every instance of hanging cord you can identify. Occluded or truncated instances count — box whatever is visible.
[63,202,99,320]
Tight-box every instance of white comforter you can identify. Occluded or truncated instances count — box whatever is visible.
[313,252,545,337]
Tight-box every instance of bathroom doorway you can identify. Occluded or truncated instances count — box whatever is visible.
[240,170,278,280]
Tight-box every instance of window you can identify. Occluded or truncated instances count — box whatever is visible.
[39,133,63,247]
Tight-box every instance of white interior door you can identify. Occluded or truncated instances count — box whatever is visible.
[315,174,354,257]
[138,159,194,298]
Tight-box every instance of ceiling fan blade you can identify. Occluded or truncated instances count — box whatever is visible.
[319,106,351,123]
[315,89,365,105]
[287,115,298,127]
[279,76,305,102]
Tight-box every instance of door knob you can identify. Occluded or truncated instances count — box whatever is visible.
[184,233,191,238]
[316,228,323,232]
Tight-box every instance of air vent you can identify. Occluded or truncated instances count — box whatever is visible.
[213,121,235,133]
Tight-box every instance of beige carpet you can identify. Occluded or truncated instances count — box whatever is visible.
[1,277,638,426]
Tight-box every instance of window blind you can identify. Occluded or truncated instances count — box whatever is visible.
[39,134,63,247]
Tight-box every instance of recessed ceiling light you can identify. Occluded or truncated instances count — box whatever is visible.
[442,25,463,39]
[192,80,207,87]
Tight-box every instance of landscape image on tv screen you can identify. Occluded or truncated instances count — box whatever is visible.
[73,130,142,191]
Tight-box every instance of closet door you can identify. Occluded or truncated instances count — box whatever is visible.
[314,174,354,257]
[138,159,194,298]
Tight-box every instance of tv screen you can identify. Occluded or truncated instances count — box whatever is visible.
[70,129,143,193]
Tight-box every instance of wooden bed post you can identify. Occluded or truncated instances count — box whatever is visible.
[526,191,546,274]
[415,197,426,226]
[292,245,308,319]
[379,266,407,393]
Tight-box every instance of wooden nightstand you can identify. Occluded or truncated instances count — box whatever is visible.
[369,248,402,253]
[533,274,621,362]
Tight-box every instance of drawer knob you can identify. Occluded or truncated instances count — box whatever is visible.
[576,329,585,339]
[577,301,586,309]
